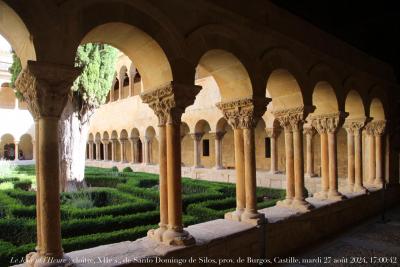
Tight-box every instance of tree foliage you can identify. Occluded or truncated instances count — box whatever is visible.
[9,43,118,108]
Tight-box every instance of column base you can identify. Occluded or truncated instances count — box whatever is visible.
[346,183,355,193]
[26,252,74,267]
[328,190,346,201]
[292,199,314,212]
[147,224,167,242]
[224,209,244,222]
[276,198,293,207]
[305,173,318,178]
[194,165,204,169]
[374,180,384,189]
[214,166,224,170]
[269,170,282,175]
[313,191,328,200]
[241,210,265,225]
[162,228,195,246]
[353,185,368,194]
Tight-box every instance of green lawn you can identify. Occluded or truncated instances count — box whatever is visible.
[0,165,285,265]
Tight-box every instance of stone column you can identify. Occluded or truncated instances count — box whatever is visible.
[373,120,386,187]
[312,113,345,200]
[102,140,109,161]
[95,141,101,160]
[146,137,152,164]
[190,133,203,168]
[213,131,226,169]
[32,140,36,160]
[353,122,368,193]
[118,77,123,100]
[120,138,127,163]
[275,107,313,211]
[141,82,200,246]
[14,140,19,161]
[265,127,281,174]
[111,139,117,162]
[303,127,317,177]
[130,137,138,163]
[365,124,376,186]
[218,98,269,224]
[344,124,355,192]
[88,141,94,160]
[16,61,80,265]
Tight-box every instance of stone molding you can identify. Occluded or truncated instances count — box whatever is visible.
[141,82,201,126]
[15,60,81,119]
[216,97,269,129]
[273,106,310,132]
[311,112,345,134]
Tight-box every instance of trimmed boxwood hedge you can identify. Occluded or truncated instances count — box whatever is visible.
[0,166,285,265]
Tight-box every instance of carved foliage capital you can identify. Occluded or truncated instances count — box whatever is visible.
[273,106,306,132]
[303,127,316,136]
[190,132,204,142]
[15,61,81,119]
[141,82,201,126]
[365,120,386,136]
[343,119,365,135]
[311,112,344,134]
[216,97,268,129]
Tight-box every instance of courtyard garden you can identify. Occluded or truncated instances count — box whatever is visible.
[0,164,285,265]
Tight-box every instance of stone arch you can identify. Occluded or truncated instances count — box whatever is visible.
[95,133,101,142]
[120,65,130,88]
[0,1,36,67]
[120,129,128,140]
[102,131,109,141]
[195,49,253,102]
[1,133,15,160]
[261,48,309,109]
[343,75,370,115]
[111,130,118,140]
[194,120,211,134]
[80,22,172,92]
[19,133,33,160]
[216,117,230,132]
[130,128,140,138]
[369,98,385,120]
[312,81,339,115]
[345,90,366,119]
[88,133,94,142]
[145,126,156,139]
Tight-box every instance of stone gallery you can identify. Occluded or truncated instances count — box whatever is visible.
[0,0,399,266]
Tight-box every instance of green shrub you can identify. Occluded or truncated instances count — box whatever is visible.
[110,166,119,172]
[122,167,133,173]
[12,180,32,191]
[84,176,127,187]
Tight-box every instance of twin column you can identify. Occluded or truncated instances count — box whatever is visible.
[217,98,268,224]
[274,107,313,212]
[141,82,201,245]
[365,120,386,188]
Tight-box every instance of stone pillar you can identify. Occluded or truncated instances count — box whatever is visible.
[120,138,128,163]
[275,107,313,211]
[365,125,376,186]
[344,125,355,192]
[16,61,80,266]
[95,141,101,160]
[213,131,226,169]
[130,137,138,163]
[373,120,386,187]
[146,137,152,164]
[111,139,117,162]
[14,140,19,161]
[218,98,269,224]
[190,133,203,168]
[303,127,317,177]
[102,140,109,161]
[312,113,345,200]
[118,77,123,100]
[265,127,281,174]
[88,141,94,160]
[345,120,368,193]
[32,140,36,160]
[141,82,200,245]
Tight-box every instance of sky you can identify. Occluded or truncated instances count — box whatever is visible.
[0,35,11,52]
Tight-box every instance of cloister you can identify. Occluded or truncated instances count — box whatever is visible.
[0,0,399,266]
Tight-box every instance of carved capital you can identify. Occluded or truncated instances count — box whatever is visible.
[273,106,310,132]
[141,82,201,126]
[365,120,386,136]
[303,127,316,136]
[265,127,281,138]
[343,118,365,135]
[101,139,109,145]
[211,131,226,141]
[311,112,345,134]
[130,137,140,143]
[190,133,204,142]
[15,61,81,119]
[216,97,269,129]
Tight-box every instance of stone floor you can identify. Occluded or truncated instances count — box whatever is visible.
[283,205,400,267]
